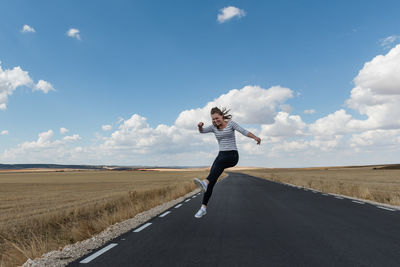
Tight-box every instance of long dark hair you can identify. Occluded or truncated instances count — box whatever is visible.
[210,107,232,120]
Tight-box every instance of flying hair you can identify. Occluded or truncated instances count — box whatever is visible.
[210,107,232,120]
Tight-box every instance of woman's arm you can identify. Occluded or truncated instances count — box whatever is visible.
[231,121,261,144]
[247,132,261,145]
[198,122,213,133]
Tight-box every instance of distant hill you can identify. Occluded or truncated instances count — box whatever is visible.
[373,164,400,170]
[0,164,206,170]
[0,164,104,170]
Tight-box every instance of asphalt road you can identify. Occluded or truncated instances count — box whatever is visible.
[69,172,400,267]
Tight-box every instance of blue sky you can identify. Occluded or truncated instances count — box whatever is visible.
[1,0,400,167]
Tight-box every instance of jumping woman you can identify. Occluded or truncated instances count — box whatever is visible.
[193,107,261,218]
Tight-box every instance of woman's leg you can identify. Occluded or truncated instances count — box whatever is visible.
[202,151,238,206]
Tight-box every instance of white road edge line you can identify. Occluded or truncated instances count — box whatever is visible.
[175,204,183,208]
[352,200,365,204]
[133,222,152,233]
[377,206,396,211]
[192,196,197,198]
[335,196,344,199]
[159,211,171,217]
[79,243,118,264]
[185,199,191,202]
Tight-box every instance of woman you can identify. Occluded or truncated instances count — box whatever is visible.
[193,107,261,218]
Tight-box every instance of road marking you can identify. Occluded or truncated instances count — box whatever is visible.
[185,199,191,202]
[335,196,344,199]
[175,204,183,208]
[192,196,197,198]
[159,211,171,217]
[79,243,118,263]
[133,223,152,232]
[352,200,365,204]
[322,194,329,196]
[312,191,318,193]
[377,206,396,211]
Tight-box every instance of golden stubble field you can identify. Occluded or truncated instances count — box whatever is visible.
[234,166,400,206]
[0,169,209,267]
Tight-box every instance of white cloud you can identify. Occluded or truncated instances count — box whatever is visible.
[260,112,306,137]
[63,134,81,142]
[0,62,54,110]
[0,130,84,163]
[309,109,353,136]
[379,35,400,48]
[350,129,400,148]
[175,85,294,129]
[346,44,400,130]
[34,80,55,93]
[304,109,315,114]
[60,127,69,134]
[102,125,113,131]
[21,25,35,33]
[67,28,81,40]
[1,130,8,135]
[217,6,246,23]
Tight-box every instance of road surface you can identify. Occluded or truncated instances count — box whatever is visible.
[69,172,400,266]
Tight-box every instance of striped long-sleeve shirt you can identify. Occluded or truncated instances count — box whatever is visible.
[200,120,249,151]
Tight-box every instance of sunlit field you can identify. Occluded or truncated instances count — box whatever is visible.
[235,166,400,206]
[0,169,209,267]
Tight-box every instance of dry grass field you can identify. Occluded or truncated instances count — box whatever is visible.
[0,169,210,267]
[234,166,400,206]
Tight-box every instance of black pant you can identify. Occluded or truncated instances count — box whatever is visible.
[202,150,239,206]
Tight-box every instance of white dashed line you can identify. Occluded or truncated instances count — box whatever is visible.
[192,196,197,198]
[79,243,118,263]
[322,194,329,196]
[185,199,191,202]
[159,211,171,217]
[335,196,344,199]
[352,200,365,204]
[312,191,318,193]
[377,206,396,211]
[175,204,183,208]
[133,222,152,233]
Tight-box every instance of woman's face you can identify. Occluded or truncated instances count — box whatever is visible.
[211,113,224,127]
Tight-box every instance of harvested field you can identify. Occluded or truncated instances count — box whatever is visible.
[234,166,400,207]
[0,169,210,267]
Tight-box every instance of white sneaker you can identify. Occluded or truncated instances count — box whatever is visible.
[194,207,207,218]
[194,178,208,192]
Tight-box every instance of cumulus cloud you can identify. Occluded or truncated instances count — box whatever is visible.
[346,44,400,130]
[309,109,353,136]
[67,28,81,40]
[60,127,69,134]
[175,85,294,129]
[102,125,113,131]
[304,109,315,114]
[261,112,306,137]
[350,129,400,148]
[21,25,35,33]
[217,6,246,23]
[0,130,83,163]
[1,130,8,135]
[34,80,55,93]
[63,134,81,142]
[0,62,54,110]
